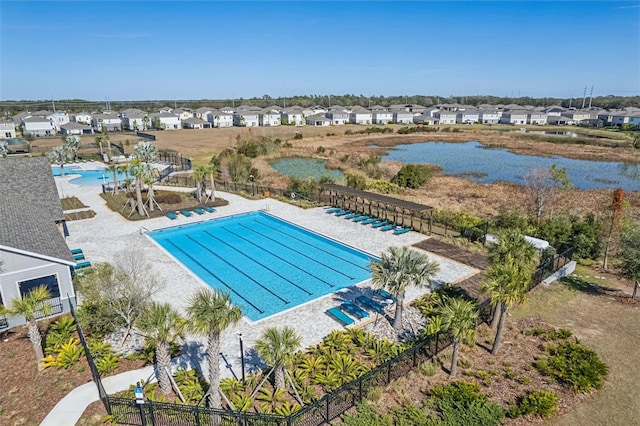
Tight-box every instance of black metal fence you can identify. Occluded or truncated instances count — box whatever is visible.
[108,330,454,426]
[531,247,574,287]
[34,297,64,319]
[0,315,8,330]
[69,299,111,413]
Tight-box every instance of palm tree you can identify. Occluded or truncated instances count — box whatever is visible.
[8,286,52,370]
[370,246,439,331]
[205,162,219,202]
[255,326,302,391]
[482,256,533,355]
[133,141,158,163]
[139,162,158,212]
[192,165,208,203]
[63,135,81,161]
[434,297,478,377]
[105,163,122,194]
[137,302,184,395]
[128,159,147,217]
[48,146,71,176]
[486,230,538,328]
[186,289,242,409]
[142,115,150,131]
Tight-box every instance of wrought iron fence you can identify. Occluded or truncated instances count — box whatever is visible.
[531,247,574,286]
[34,297,63,319]
[0,314,8,330]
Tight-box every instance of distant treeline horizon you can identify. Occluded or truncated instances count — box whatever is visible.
[1,94,639,115]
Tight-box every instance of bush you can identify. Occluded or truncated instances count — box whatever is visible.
[391,164,432,189]
[507,390,559,419]
[366,180,400,194]
[345,173,367,190]
[534,341,608,393]
[419,360,438,376]
[293,133,303,140]
[425,381,504,425]
[342,403,392,426]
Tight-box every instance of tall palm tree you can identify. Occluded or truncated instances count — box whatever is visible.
[205,162,219,202]
[8,286,52,371]
[105,163,122,194]
[137,302,185,395]
[139,162,158,212]
[370,246,440,331]
[128,159,147,217]
[186,289,242,409]
[435,297,478,377]
[255,326,302,391]
[482,256,533,355]
[63,135,81,161]
[486,230,538,328]
[48,146,71,176]
[192,165,208,203]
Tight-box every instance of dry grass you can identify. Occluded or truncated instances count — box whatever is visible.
[511,265,640,426]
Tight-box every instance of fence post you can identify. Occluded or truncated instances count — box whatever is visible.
[325,398,330,424]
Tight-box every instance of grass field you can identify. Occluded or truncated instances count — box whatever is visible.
[511,265,640,425]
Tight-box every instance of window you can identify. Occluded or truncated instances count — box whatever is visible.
[19,274,60,299]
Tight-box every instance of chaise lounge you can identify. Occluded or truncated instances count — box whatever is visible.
[326,207,341,214]
[326,307,355,326]
[374,289,396,302]
[340,301,369,319]
[70,248,83,255]
[167,212,178,220]
[75,261,91,269]
[371,220,388,228]
[355,295,386,314]
[193,208,205,215]
[180,210,193,217]
[204,206,217,213]
[393,227,412,235]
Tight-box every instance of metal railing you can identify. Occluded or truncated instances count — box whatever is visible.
[34,297,63,319]
[531,247,574,286]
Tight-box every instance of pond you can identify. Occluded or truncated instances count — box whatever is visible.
[380,141,640,190]
[271,157,343,182]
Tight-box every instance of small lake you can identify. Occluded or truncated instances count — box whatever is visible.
[381,141,640,190]
[272,157,343,181]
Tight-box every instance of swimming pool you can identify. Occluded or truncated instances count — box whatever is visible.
[52,165,127,186]
[148,212,376,321]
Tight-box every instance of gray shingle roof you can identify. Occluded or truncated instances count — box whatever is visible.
[0,157,74,263]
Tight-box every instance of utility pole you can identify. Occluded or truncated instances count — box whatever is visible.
[581,86,587,109]
[52,98,56,112]
[588,86,594,108]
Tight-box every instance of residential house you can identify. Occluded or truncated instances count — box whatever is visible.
[122,113,148,131]
[456,109,480,124]
[326,108,349,125]
[543,106,566,117]
[500,110,528,125]
[233,111,259,127]
[119,108,147,118]
[349,107,372,125]
[547,115,575,125]
[392,110,414,124]
[0,120,16,139]
[562,110,592,124]
[12,111,32,126]
[21,116,56,136]
[372,110,393,125]
[150,112,181,130]
[60,122,93,135]
[182,117,211,129]
[435,111,457,124]
[219,106,235,114]
[172,109,193,121]
[194,107,213,120]
[71,112,92,125]
[611,109,640,127]
[259,109,281,127]
[306,114,331,126]
[47,112,70,130]
[478,110,500,124]
[281,107,305,126]
[0,158,77,331]
[413,114,439,125]
[527,111,548,125]
[207,110,234,128]
[92,114,122,132]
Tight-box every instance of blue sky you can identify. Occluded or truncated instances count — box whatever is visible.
[1,1,639,101]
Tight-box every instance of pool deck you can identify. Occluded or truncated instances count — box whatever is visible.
[56,172,478,381]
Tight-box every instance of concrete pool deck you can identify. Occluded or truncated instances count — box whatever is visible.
[55,173,478,391]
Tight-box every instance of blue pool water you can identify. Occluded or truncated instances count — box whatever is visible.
[148,212,376,321]
[52,166,127,186]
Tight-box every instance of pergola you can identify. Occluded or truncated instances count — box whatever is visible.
[321,184,434,234]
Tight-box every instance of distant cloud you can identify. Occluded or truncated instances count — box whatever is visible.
[616,4,640,9]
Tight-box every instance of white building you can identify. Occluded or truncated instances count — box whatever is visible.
[456,110,480,124]
[0,120,16,139]
[259,109,281,127]
[234,112,259,127]
[306,114,331,126]
[326,109,349,125]
[435,111,457,124]
[281,107,305,126]
[72,112,92,125]
[21,116,56,136]
[207,110,234,128]
[527,111,548,125]
[349,108,373,125]
[182,118,211,129]
[478,110,500,124]
[151,112,181,130]
[47,112,70,130]
[372,110,393,125]
[500,110,528,125]
[92,114,122,132]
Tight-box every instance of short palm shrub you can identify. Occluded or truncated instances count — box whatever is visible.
[507,390,559,419]
[534,341,607,393]
[425,381,505,426]
[342,403,393,426]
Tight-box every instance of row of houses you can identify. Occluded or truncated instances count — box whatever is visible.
[3,103,639,138]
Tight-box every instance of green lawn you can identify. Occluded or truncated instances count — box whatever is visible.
[512,265,640,425]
